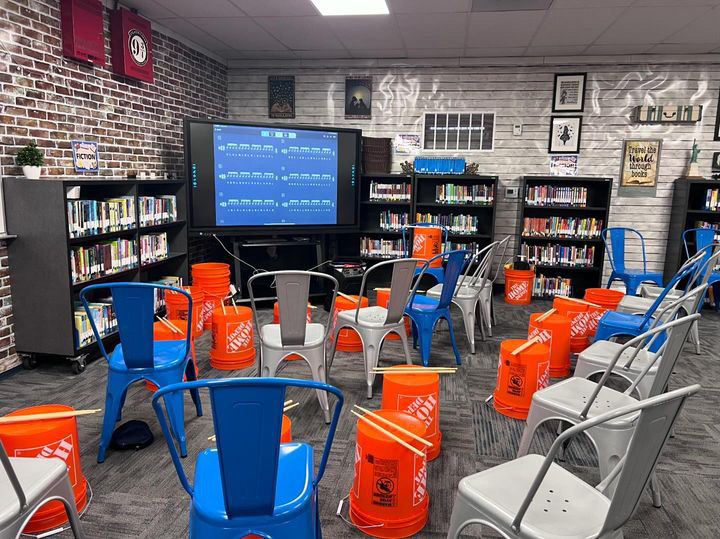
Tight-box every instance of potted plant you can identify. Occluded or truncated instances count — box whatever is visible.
[16,143,44,179]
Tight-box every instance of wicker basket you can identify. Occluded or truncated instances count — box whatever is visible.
[362,137,392,174]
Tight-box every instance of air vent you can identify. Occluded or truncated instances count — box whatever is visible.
[471,0,553,12]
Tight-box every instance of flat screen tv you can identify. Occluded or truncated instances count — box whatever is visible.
[185,118,361,234]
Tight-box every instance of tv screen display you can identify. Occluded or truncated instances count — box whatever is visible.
[185,119,361,233]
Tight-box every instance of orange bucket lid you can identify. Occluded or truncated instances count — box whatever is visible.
[357,409,427,444]
[0,404,75,436]
[383,365,439,387]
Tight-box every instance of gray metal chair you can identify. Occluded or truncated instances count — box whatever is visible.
[447,384,700,539]
[481,235,512,331]
[425,241,499,352]
[0,441,86,539]
[327,258,420,398]
[248,270,339,423]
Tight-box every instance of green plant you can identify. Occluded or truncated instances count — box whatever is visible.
[16,143,44,167]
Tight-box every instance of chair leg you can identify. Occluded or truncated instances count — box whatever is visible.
[360,330,383,399]
[516,404,546,458]
[650,472,662,508]
[457,299,477,354]
[418,322,433,367]
[691,319,701,354]
[625,279,638,296]
[53,473,86,538]
[307,348,331,423]
[161,384,188,458]
[98,379,128,463]
[327,325,341,372]
[116,388,128,422]
[397,327,414,366]
[185,358,203,417]
[445,316,461,365]
[411,319,418,349]
[447,491,482,539]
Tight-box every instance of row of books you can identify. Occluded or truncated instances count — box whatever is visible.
[379,211,409,231]
[415,213,479,235]
[67,197,136,238]
[140,232,169,265]
[533,275,572,297]
[449,241,481,252]
[522,217,603,238]
[369,182,411,201]
[704,189,720,211]
[360,237,404,259]
[435,184,494,205]
[520,243,595,267]
[70,239,138,284]
[695,220,720,232]
[525,186,588,207]
[139,195,178,226]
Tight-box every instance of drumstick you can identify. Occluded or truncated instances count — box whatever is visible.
[353,405,432,447]
[158,316,182,334]
[371,369,456,375]
[535,308,556,322]
[375,365,456,370]
[283,402,300,412]
[337,291,358,303]
[371,366,456,372]
[373,287,391,292]
[0,409,101,425]
[511,336,541,356]
[230,296,238,314]
[560,296,601,308]
[163,317,183,334]
[350,410,425,457]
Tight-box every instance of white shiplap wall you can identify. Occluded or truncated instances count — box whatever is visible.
[227,57,720,283]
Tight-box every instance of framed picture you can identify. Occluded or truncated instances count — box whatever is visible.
[619,139,662,197]
[268,75,295,119]
[552,73,587,113]
[549,154,578,176]
[345,76,372,119]
[71,140,99,172]
[715,90,720,141]
[712,151,720,172]
[549,116,582,154]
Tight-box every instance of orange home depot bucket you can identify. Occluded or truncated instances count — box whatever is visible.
[349,410,428,538]
[210,306,256,370]
[0,405,89,534]
[553,296,590,354]
[412,227,443,268]
[166,286,205,337]
[376,289,412,341]
[528,312,572,378]
[273,301,313,360]
[493,339,551,420]
[192,262,231,280]
[504,267,534,305]
[381,365,441,461]
[146,320,197,391]
[201,294,227,330]
[281,415,292,443]
[585,288,624,311]
[332,295,369,352]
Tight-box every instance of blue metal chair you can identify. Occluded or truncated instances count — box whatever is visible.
[594,260,698,352]
[80,282,201,463]
[402,223,449,285]
[404,249,470,366]
[683,227,720,310]
[151,378,343,539]
[603,227,663,295]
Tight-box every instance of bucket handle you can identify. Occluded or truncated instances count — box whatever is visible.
[336,494,385,530]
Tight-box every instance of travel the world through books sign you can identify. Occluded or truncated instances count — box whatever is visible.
[619,139,662,197]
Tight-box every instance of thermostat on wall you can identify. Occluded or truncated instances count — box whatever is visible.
[513,124,522,136]
[505,187,519,199]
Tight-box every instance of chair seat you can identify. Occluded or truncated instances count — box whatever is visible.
[338,306,400,328]
[457,454,610,539]
[618,269,663,278]
[407,295,440,312]
[616,295,655,314]
[598,311,647,332]
[261,323,325,348]
[192,443,313,523]
[579,340,658,375]
[638,284,682,300]
[426,283,480,300]
[0,457,68,523]
[109,340,188,371]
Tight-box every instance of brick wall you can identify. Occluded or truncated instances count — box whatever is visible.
[0,0,228,372]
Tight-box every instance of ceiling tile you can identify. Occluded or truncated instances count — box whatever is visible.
[584,43,654,55]
[239,50,299,59]
[325,16,404,50]
[406,48,465,58]
[295,49,351,58]
[153,0,244,18]
[254,16,344,49]
[121,0,177,19]
[647,43,718,54]
[397,13,468,48]
[526,44,589,56]
[466,11,544,48]
[389,0,471,13]
[192,17,287,50]
[348,49,406,58]
[633,0,720,5]
[228,0,319,16]
[155,17,229,51]
[664,6,720,43]
[594,6,711,44]
[550,0,633,7]
[532,7,625,46]
[464,47,526,57]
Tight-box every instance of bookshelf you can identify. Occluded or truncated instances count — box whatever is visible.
[3,177,188,373]
[518,176,612,298]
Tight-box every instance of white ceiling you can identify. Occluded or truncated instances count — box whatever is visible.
[120,0,720,61]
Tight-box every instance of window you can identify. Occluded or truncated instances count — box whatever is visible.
[423,112,495,152]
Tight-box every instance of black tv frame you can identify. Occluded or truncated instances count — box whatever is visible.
[184,117,362,236]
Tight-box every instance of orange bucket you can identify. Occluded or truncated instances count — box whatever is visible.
[493,339,550,420]
[553,296,591,354]
[349,410,428,538]
[192,262,231,330]
[166,286,204,337]
[376,289,411,341]
[273,301,313,360]
[146,320,197,391]
[210,306,256,370]
[281,415,292,443]
[332,295,369,352]
[585,288,624,311]
[201,294,227,330]
[504,267,534,305]
[0,405,89,534]
[412,227,443,268]
[381,365,441,461]
[528,312,571,378]
[585,305,608,338]
[192,262,231,280]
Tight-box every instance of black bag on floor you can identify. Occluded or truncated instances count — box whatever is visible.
[110,420,154,450]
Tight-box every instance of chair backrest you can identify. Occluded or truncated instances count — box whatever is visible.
[151,377,343,519]
[490,235,512,282]
[413,250,470,309]
[79,282,192,368]
[639,260,698,325]
[458,241,498,290]
[401,222,449,258]
[248,271,339,347]
[0,440,26,512]
[682,227,717,258]
[602,227,647,273]
[356,258,422,325]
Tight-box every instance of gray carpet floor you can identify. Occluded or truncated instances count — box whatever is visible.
[1,294,719,538]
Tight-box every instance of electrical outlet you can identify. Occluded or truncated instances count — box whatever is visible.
[505,187,519,199]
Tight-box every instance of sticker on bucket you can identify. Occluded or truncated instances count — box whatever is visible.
[226,320,253,352]
[202,299,215,323]
[370,454,398,507]
[568,310,588,337]
[353,443,362,498]
[587,309,607,332]
[507,281,529,301]
[413,452,427,507]
[537,360,550,390]
[507,364,526,397]
[15,434,78,487]
[412,234,426,254]
[398,393,438,437]
[528,325,553,357]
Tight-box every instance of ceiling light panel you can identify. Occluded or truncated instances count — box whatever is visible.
[311,0,390,16]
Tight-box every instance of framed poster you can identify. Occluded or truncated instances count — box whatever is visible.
[71,140,99,172]
[268,75,295,119]
[549,155,578,176]
[619,139,662,197]
[715,90,720,141]
[345,76,372,119]
[549,116,582,154]
[712,151,720,172]
[553,73,586,113]
[394,133,421,155]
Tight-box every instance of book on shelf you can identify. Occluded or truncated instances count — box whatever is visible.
[448,241,480,252]
[522,216,603,238]
[533,275,572,297]
[525,185,587,207]
[360,237,404,258]
[415,213,478,235]
[140,232,169,265]
[704,189,720,211]
[436,183,494,205]
[70,239,138,284]
[521,243,595,267]
[379,211,409,231]
[139,195,178,226]
[73,297,116,348]
[150,276,183,311]
[695,220,720,232]
[369,182,411,202]
[67,196,136,238]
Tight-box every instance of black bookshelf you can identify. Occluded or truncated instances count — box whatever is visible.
[3,177,189,371]
[518,176,612,298]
